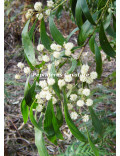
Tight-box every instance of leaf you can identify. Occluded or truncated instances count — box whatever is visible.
[89,35,95,54]
[56,104,63,128]
[29,19,37,41]
[40,18,52,50]
[55,5,63,19]
[99,22,116,58]
[21,98,29,123]
[24,53,35,70]
[67,58,77,74]
[67,27,79,41]
[94,41,102,78]
[70,0,77,17]
[89,106,103,136]
[49,16,66,45]
[103,12,112,30]
[50,63,61,99]
[79,0,96,25]
[98,0,107,10]
[106,25,116,38]
[112,14,116,32]
[75,0,83,28]
[63,89,87,142]
[78,13,97,46]
[35,116,49,156]
[22,20,36,66]
[87,130,99,156]
[30,100,44,131]
[24,80,36,107]
[24,76,30,96]
[44,100,63,145]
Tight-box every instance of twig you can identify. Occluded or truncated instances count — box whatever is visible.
[77,0,111,59]
[4,137,30,144]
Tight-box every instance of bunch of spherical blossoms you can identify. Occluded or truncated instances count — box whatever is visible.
[34,42,74,112]
[25,0,54,20]
[35,42,98,123]
[67,64,98,122]
[15,41,98,124]
[15,62,31,80]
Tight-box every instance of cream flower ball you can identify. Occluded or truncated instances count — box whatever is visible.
[39,90,47,98]
[26,12,32,19]
[46,92,52,100]
[53,51,60,59]
[45,9,51,16]
[58,79,66,88]
[82,88,90,96]
[34,2,42,11]
[55,45,62,51]
[86,76,93,84]
[77,100,84,107]
[42,55,50,62]
[70,94,77,101]
[67,84,73,90]
[86,99,93,106]
[38,55,43,62]
[24,67,30,75]
[36,13,43,20]
[39,80,47,88]
[47,0,54,7]
[15,74,21,79]
[47,78,55,86]
[90,71,98,79]
[37,99,44,104]
[64,42,74,50]
[64,74,72,82]
[82,114,89,122]
[37,44,44,51]
[78,88,83,95]
[17,62,24,69]
[36,104,43,112]
[35,93,41,100]
[52,97,57,104]
[50,43,57,50]
[65,49,71,56]
[81,64,89,75]
[80,74,86,82]
[70,112,78,120]
[67,103,73,110]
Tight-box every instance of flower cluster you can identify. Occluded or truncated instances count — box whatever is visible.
[16,41,98,124]
[66,64,98,121]
[37,42,74,64]
[15,62,31,80]
[35,78,58,112]
[80,64,98,84]
[25,1,54,20]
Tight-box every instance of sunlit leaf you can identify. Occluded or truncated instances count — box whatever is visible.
[21,98,29,123]
[22,20,36,66]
